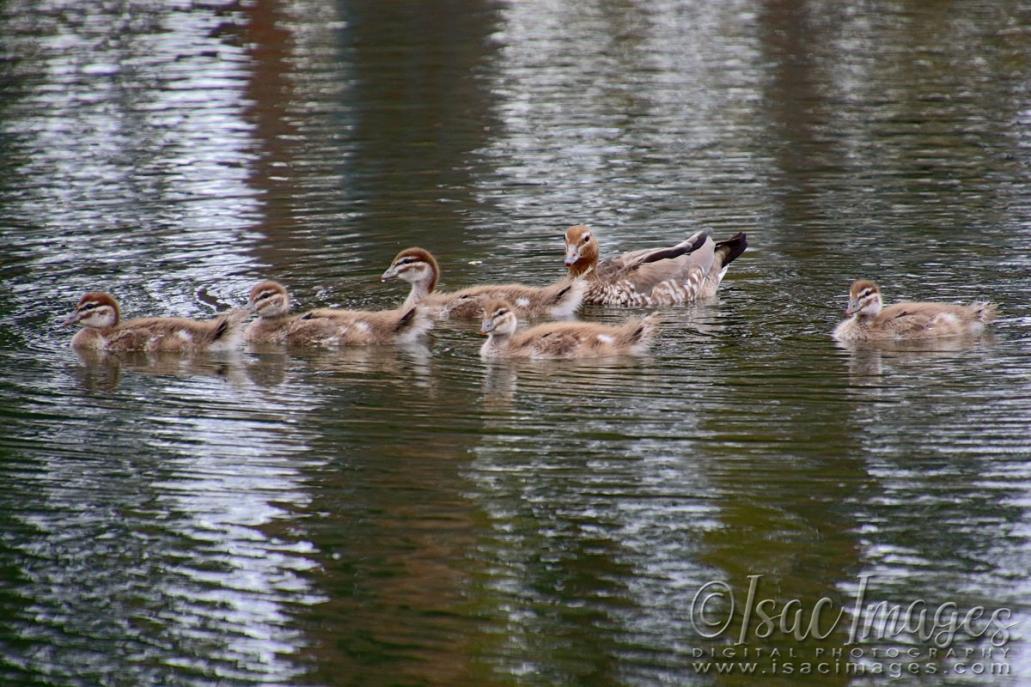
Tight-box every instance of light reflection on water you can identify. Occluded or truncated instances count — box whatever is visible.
[1,0,1030,685]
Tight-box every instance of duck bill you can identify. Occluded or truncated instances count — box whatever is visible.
[563,245,579,267]
[62,310,82,326]
[845,300,857,317]
[380,267,398,282]
[479,320,495,335]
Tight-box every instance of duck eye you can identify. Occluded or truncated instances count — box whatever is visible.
[581,234,591,244]
[257,291,272,301]
[494,309,509,317]
[81,302,98,311]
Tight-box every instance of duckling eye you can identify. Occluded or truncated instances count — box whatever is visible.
[257,291,273,301]
[493,309,509,317]
[581,234,591,244]
[81,302,98,311]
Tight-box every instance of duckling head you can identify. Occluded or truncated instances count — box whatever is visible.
[64,292,120,328]
[382,247,439,293]
[248,280,291,318]
[479,299,518,337]
[846,279,882,318]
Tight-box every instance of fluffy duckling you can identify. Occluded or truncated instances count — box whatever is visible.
[381,247,584,320]
[833,279,997,342]
[64,292,247,352]
[563,225,747,306]
[478,298,660,359]
[244,280,296,345]
[245,280,431,347]
[291,304,431,346]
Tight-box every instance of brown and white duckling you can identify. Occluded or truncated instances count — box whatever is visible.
[245,280,431,347]
[563,225,747,306]
[244,280,296,345]
[478,298,660,359]
[381,247,584,320]
[64,292,248,352]
[833,279,997,342]
[291,303,431,346]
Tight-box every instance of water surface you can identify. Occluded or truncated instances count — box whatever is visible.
[1,1,1029,685]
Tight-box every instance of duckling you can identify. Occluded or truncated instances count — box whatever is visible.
[64,292,248,352]
[244,280,296,345]
[833,279,997,342]
[478,298,660,359]
[381,247,584,320]
[290,303,431,346]
[563,225,747,306]
[244,280,432,347]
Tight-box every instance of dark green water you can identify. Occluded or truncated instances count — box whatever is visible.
[1,1,1029,685]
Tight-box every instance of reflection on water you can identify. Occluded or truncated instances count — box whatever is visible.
[1,0,1029,685]
[836,335,1001,379]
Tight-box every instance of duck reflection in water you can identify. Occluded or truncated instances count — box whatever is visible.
[245,343,434,393]
[71,348,250,390]
[480,354,656,411]
[72,335,434,393]
[836,335,998,380]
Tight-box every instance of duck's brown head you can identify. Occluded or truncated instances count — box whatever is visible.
[563,224,599,277]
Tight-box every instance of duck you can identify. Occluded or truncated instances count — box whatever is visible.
[381,247,584,320]
[64,292,248,352]
[244,280,432,347]
[562,225,747,306]
[832,279,998,342]
[478,298,660,359]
